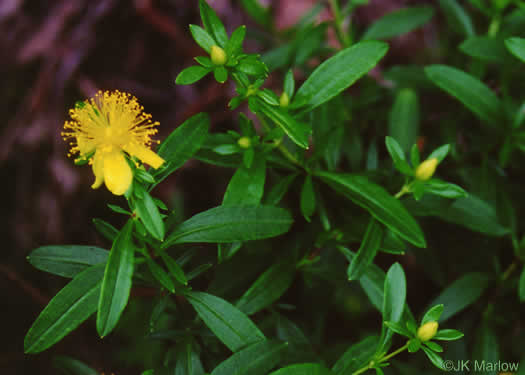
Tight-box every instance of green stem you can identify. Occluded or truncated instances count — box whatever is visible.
[501,260,517,281]
[328,0,350,47]
[351,343,409,375]
[394,184,411,199]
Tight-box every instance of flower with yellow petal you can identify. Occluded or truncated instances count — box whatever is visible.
[62,90,165,195]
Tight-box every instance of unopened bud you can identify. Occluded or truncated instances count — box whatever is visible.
[417,321,438,342]
[280,92,290,107]
[210,45,227,65]
[415,158,438,181]
[237,137,251,149]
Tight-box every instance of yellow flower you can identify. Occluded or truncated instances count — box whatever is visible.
[62,90,165,195]
[417,321,438,342]
[415,158,438,181]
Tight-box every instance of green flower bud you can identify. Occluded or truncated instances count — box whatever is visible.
[210,45,227,65]
[417,321,438,342]
[279,92,290,108]
[237,137,251,149]
[415,158,438,181]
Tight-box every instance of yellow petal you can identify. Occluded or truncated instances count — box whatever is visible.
[103,152,133,195]
[91,152,105,189]
[123,143,165,169]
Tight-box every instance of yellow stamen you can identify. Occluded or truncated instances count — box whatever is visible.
[62,90,165,195]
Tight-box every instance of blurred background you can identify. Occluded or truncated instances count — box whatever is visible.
[0,0,436,373]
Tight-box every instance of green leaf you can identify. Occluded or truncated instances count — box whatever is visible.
[438,0,475,37]
[284,69,295,98]
[505,37,525,62]
[163,205,293,247]
[295,41,388,113]
[385,136,413,175]
[377,263,407,354]
[175,341,205,375]
[93,218,119,242]
[421,304,444,324]
[424,143,450,162]
[362,6,434,40]
[473,322,499,370]
[190,24,216,53]
[407,338,421,353]
[405,195,509,236]
[270,363,334,375]
[252,97,311,149]
[27,245,109,278]
[176,66,211,85]
[211,340,287,375]
[423,179,467,199]
[433,329,464,341]
[347,218,384,280]
[460,36,511,63]
[424,65,503,127]
[424,341,443,353]
[317,172,426,247]
[24,264,105,353]
[300,175,316,222]
[240,0,271,27]
[422,346,444,370]
[519,267,525,302]
[199,0,228,47]
[226,26,246,56]
[332,336,378,375]
[214,66,228,83]
[161,253,188,286]
[238,57,268,76]
[388,89,419,155]
[53,356,98,375]
[223,154,266,206]
[155,113,209,184]
[264,174,298,206]
[236,257,296,315]
[97,220,135,337]
[383,321,411,337]
[135,191,165,240]
[429,272,490,322]
[185,291,265,352]
[145,257,175,293]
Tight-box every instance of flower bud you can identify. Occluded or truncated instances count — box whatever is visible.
[210,45,227,65]
[417,321,438,342]
[238,137,251,149]
[280,92,290,108]
[415,158,438,181]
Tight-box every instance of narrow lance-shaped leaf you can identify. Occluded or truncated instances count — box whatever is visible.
[24,264,105,354]
[332,336,379,375]
[199,0,228,47]
[295,41,389,113]
[269,363,334,375]
[388,89,419,155]
[362,6,434,40]
[236,257,296,315]
[251,97,311,149]
[134,190,165,240]
[153,112,209,186]
[97,220,135,337]
[223,153,266,206]
[211,340,288,375]
[429,272,490,323]
[163,205,293,247]
[347,218,384,280]
[505,37,525,63]
[317,171,426,247]
[185,291,266,352]
[27,245,109,278]
[377,263,406,355]
[424,65,503,127]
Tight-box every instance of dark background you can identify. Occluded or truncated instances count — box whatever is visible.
[1,0,439,373]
